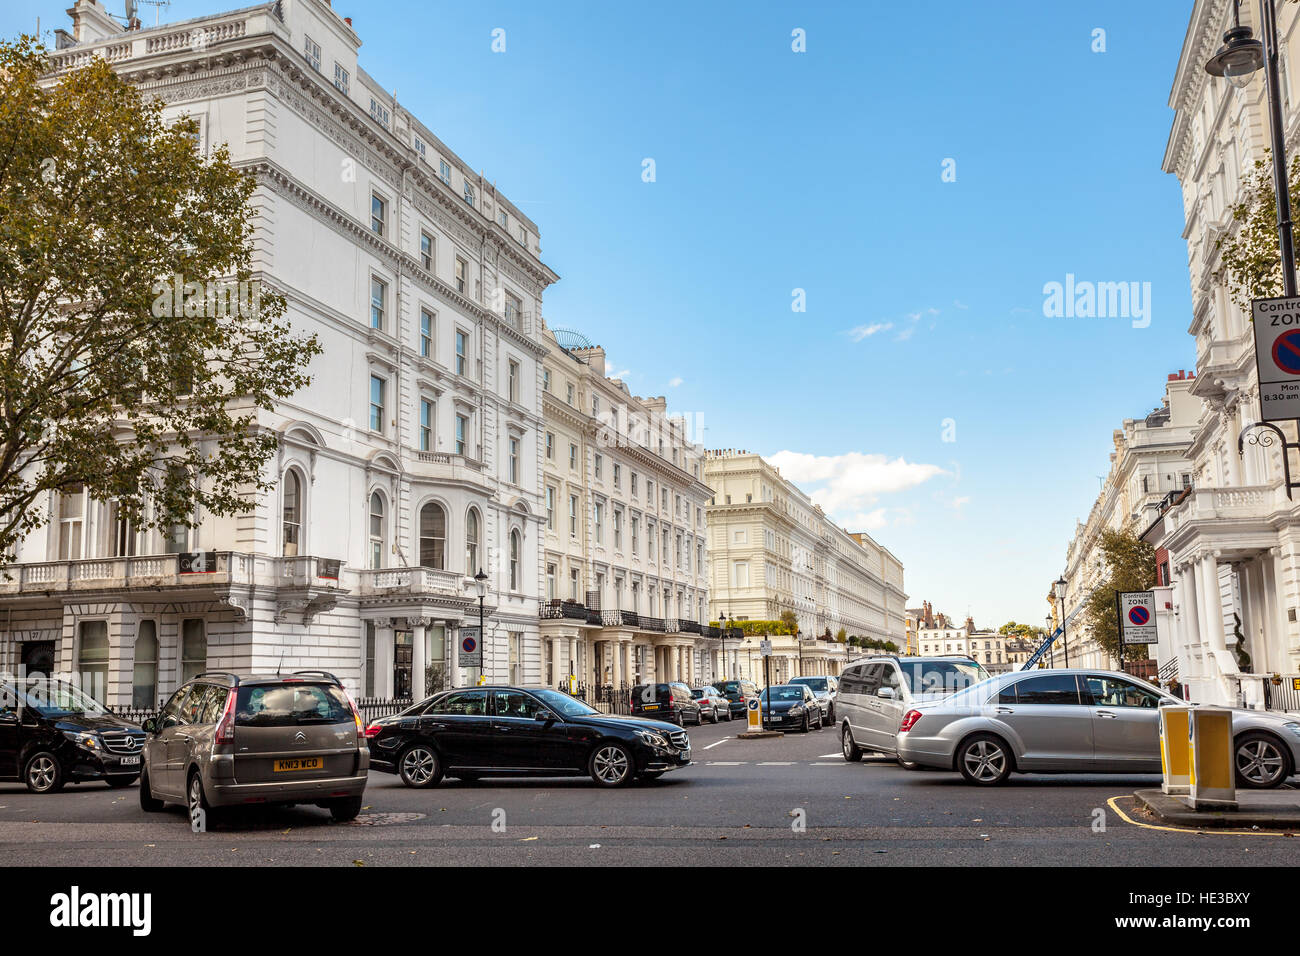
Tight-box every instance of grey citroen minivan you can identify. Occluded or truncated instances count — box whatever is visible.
[138,671,368,824]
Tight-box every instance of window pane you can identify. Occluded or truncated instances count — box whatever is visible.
[1010,674,1080,706]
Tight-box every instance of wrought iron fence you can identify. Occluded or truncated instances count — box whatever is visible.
[567,682,633,716]
[107,706,154,726]
[355,696,413,723]
[1263,678,1300,713]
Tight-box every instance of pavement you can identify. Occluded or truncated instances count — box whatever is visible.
[3,717,1300,865]
[1135,788,1300,830]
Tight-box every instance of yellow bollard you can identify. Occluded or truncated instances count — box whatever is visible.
[1159,705,1192,796]
[747,696,762,731]
[1188,706,1237,811]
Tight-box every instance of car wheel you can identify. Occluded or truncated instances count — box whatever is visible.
[329,796,364,822]
[711,707,718,723]
[187,770,217,828]
[801,714,810,733]
[24,752,63,794]
[897,758,920,770]
[105,775,138,789]
[1235,732,1291,789]
[590,742,635,787]
[842,724,863,762]
[139,767,165,812]
[399,744,443,788]
[956,734,1012,786]
[821,709,833,728]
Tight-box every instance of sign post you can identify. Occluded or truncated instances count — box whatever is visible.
[457,626,482,675]
[1240,297,1300,499]
[746,696,761,732]
[1116,591,1158,647]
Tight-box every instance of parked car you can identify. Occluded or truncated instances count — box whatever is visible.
[789,675,838,727]
[896,668,1300,788]
[690,686,731,722]
[760,684,824,733]
[630,682,702,725]
[138,671,369,822]
[366,685,692,787]
[0,677,145,793]
[712,679,760,720]
[838,655,990,764]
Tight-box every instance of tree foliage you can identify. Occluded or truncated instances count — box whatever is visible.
[0,38,321,563]
[1215,151,1300,308]
[1080,528,1157,664]
[998,621,1046,640]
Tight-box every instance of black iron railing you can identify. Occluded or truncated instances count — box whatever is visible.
[1263,679,1300,713]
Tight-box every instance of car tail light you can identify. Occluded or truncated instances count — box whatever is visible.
[343,688,363,735]
[364,723,383,739]
[899,710,923,734]
[215,688,238,745]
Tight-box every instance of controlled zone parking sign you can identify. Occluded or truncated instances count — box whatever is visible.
[1117,591,1158,646]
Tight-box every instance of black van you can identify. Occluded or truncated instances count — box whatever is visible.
[629,682,702,726]
[0,678,146,793]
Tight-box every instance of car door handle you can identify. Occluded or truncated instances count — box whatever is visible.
[1096,711,1118,719]
[996,707,1014,715]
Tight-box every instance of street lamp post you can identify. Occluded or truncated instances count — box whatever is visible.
[474,568,488,686]
[1206,0,1296,295]
[718,612,729,680]
[1054,576,1069,668]
[1044,613,1054,670]
[796,629,803,677]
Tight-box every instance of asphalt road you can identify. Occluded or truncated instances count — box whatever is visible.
[1,717,1297,866]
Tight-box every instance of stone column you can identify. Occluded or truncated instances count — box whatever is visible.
[409,619,428,702]
[612,638,623,689]
[375,621,395,699]
[1260,551,1284,675]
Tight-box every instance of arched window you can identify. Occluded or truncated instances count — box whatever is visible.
[419,502,447,569]
[509,529,521,592]
[282,470,302,556]
[465,508,480,573]
[369,492,386,569]
[132,621,158,709]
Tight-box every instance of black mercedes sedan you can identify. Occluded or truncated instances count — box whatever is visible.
[365,686,691,788]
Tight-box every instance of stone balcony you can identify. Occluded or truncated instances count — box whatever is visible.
[0,552,343,597]
[355,566,467,599]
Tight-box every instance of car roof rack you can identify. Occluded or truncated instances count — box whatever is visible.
[291,670,341,684]
[195,671,242,686]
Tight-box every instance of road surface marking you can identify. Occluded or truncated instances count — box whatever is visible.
[757,761,795,766]
[817,754,840,758]
[811,762,846,766]
[706,761,747,766]
[703,738,731,750]
[1105,795,1283,837]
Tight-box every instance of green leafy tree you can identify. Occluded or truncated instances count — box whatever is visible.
[1215,150,1300,308]
[999,621,1046,640]
[779,610,799,635]
[0,38,321,563]
[835,627,847,643]
[1080,528,1157,664]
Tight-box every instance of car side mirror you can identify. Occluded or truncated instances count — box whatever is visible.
[141,717,157,734]
[878,687,896,700]
[534,710,556,723]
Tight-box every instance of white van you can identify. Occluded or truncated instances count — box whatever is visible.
[837,656,990,764]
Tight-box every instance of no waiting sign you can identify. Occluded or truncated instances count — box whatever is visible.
[457,626,482,667]
[1117,591,1157,646]
[1251,296,1300,421]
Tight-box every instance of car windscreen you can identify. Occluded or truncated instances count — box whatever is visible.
[235,683,352,726]
[715,681,741,695]
[791,677,827,692]
[532,688,598,718]
[765,687,804,702]
[690,688,710,698]
[16,679,110,718]
[897,660,988,694]
[632,684,671,702]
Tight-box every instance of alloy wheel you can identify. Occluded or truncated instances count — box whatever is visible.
[962,740,1007,783]
[592,745,630,785]
[1236,738,1286,786]
[27,756,56,792]
[402,748,437,786]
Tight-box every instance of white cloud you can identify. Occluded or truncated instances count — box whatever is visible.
[668,376,683,387]
[847,508,890,530]
[767,450,948,518]
[954,299,969,310]
[894,327,915,342]
[847,322,893,341]
[950,495,971,509]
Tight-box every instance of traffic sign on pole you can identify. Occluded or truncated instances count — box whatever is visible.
[1117,591,1158,646]
[1251,296,1300,421]
[458,627,482,667]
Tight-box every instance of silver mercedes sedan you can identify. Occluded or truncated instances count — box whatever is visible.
[895,668,1300,787]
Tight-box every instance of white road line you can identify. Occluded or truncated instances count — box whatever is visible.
[756,761,795,766]
[705,761,747,766]
[811,762,846,766]
[817,754,840,758]
[703,738,731,750]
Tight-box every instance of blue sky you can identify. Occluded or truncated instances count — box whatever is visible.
[5,0,1200,629]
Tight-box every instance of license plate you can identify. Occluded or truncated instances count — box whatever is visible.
[118,756,140,766]
[644,704,659,710]
[274,757,322,772]
[769,715,781,722]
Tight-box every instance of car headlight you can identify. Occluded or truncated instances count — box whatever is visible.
[789,706,803,714]
[63,731,99,751]
[635,730,669,749]
[1284,722,1300,738]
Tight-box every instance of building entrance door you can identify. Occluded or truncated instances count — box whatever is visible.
[394,631,412,699]
[21,642,54,679]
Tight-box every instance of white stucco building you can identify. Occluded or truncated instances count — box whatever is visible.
[704,450,907,681]
[1,0,557,706]
[1143,0,1300,707]
[537,328,715,692]
[1057,372,1203,672]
